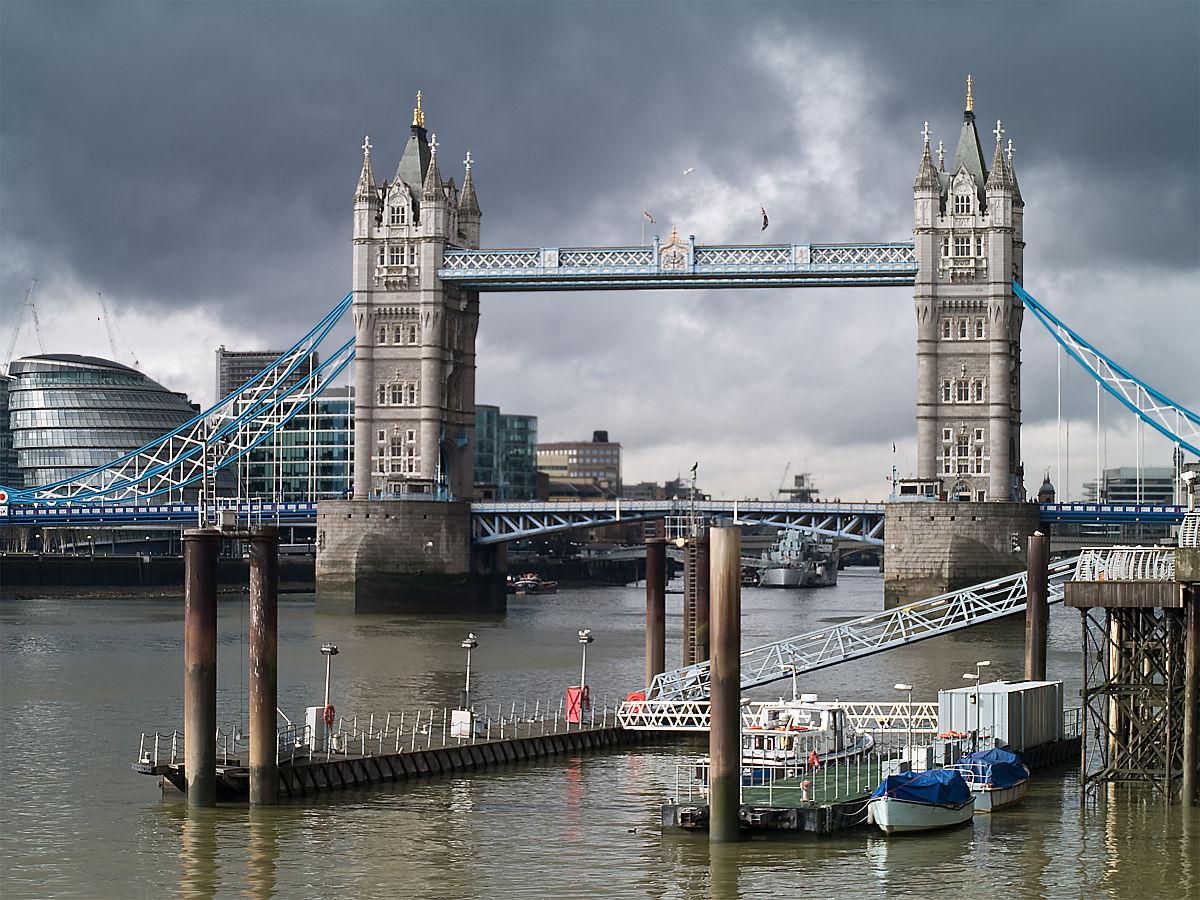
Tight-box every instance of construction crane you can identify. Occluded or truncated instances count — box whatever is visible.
[4,279,45,369]
[97,292,139,368]
[776,461,791,499]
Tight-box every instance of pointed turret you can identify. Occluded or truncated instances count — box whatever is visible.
[457,150,481,248]
[985,123,1015,192]
[949,76,989,201]
[355,135,377,201]
[394,92,432,201]
[421,133,444,202]
[914,123,940,192]
[914,123,940,230]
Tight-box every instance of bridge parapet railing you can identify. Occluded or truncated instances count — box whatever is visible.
[1073,547,1176,582]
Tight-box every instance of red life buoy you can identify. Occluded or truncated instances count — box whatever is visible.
[323,704,335,726]
[808,750,820,769]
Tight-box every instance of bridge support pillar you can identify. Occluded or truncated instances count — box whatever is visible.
[708,524,741,844]
[645,522,666,690]
[183,528,219,807]
[248,527,279,806]
[882,501,1039,608]
[1183,585,1199,807]
[315,500,505,614]
[1025,532,1049,681]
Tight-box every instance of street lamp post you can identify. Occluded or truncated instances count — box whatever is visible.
[894,682,914,759]
[578,629,593,726]
[962,659,991,751]
[321,643,339,753]
[461,633,478,709]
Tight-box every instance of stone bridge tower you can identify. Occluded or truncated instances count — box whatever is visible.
[913,79,1025,502]
[351,94,481,501]
[318,96,500,615]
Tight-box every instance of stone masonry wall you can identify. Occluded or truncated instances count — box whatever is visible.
[883,500,1041,608]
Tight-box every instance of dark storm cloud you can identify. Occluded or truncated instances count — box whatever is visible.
[2,1,1196,497]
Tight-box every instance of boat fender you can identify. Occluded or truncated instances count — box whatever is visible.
[808,750,820,769]
[324,704,336,726]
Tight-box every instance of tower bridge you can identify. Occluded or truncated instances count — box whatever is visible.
[3,82,1197,613]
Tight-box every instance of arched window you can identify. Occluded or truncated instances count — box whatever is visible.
[954,193,971,215]
[389,205,402,226]
[958,320,968,339]
[975,319,984,339]
[942,320,952,339]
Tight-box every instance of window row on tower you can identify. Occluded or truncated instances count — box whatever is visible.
[377,321,421,346]
[376,382,419,406]
[378,244,419,268]
[941,233,986,257]
[941,377,986,403]
[375,427,420,475]
[941,318,986,340]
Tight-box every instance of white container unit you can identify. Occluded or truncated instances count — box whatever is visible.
[936,681,1063,752]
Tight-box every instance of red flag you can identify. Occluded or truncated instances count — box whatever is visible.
[643,210,655,223]
[761,207,769,231]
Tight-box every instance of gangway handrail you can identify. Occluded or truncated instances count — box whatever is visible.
[638,554,1081,703]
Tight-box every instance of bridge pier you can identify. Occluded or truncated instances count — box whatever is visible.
[248,527,279,806]
[315,500,505,614]
[183,529,220,808]
[882,500,1039,608]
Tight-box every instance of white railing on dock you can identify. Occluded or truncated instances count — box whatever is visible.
[619,699,940,734]
[675,753,892,808]
[135,694,620,770]
[1073,547,1176,582]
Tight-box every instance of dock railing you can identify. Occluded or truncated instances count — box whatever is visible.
[135,694,620,769]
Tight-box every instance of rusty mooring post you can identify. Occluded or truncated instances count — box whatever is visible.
[249,526,280,805]
[708,524,741,844]
[1025,532,1049,681]
[183,528,220,807]
[1183,586,1198,807]
[645,521,666,691]
[695,534,711,664]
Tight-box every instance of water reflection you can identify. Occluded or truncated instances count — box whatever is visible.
[178,808,220,899]
[246,808,279,899]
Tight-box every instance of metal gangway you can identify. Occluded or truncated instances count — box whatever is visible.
[618,554,1082,730]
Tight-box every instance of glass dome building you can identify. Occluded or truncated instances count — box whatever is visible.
[4,354,199,492]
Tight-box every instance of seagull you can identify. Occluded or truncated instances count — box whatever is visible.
[682,167,695,175]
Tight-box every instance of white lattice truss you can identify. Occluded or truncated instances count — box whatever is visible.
[1015,281,1200,457]
[1073,547,1177,582]
[439,242,917,288]
[618,698,941,734]
[470,499,886,545]
[9,294,354,505]
[626,554,1082,711]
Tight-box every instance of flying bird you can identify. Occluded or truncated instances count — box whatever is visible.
[761,207,769,231]
[682,167,695,175]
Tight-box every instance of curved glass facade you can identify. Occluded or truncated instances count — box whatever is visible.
[5,355,199,490]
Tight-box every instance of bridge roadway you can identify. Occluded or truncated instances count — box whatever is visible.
[0,498,1187,537]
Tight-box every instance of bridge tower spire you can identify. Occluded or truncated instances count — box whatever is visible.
[913,81,1025,501]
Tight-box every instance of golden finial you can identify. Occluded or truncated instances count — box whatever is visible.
[412,91,425,128]
[966,75,973,112]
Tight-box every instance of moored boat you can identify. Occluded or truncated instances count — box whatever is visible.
[756,529,838,588]
[867,768,975,834]
[511,573,558,595]
[945,747,1030,812]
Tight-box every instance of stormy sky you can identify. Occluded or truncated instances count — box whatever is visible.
[2,1,1197,501]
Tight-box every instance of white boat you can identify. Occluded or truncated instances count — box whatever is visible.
[756,529,838,588]
[945,747,1030,812]
[867,769,975,834]
[699,694,873,786]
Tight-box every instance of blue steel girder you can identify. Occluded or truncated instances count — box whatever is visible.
[439,243,917,290]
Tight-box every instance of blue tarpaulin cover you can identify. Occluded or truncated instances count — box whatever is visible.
[869,768,972,806]
[950,748,1030,789]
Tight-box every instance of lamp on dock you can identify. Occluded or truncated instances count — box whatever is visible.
[577,629,594,723]
[893,682,914,753]
[321,643,339,711]
[962,659,990,751]
[461,633,478,710]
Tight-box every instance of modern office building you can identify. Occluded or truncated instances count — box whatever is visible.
[240,385,354,501]
[0,374,19,488]
[215,346,317,402]
[1082,466,1178,505]
[474,405,537,500]
[537,430,622,497]
[5,354,199,494]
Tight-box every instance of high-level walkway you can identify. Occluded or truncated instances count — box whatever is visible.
[618,553,1082,729]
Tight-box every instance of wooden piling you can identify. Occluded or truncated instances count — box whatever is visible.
[1183,586,1199,807]
[645,522,666,691]
[183,529,220,807]
[695,535,711,664]
[1025,532,1049,681]
[249,526,280,806]
[708,524,741,844]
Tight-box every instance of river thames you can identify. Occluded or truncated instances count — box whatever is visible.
[2,571,1196,898]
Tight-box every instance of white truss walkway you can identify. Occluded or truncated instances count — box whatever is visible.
[618,554,1081,729]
